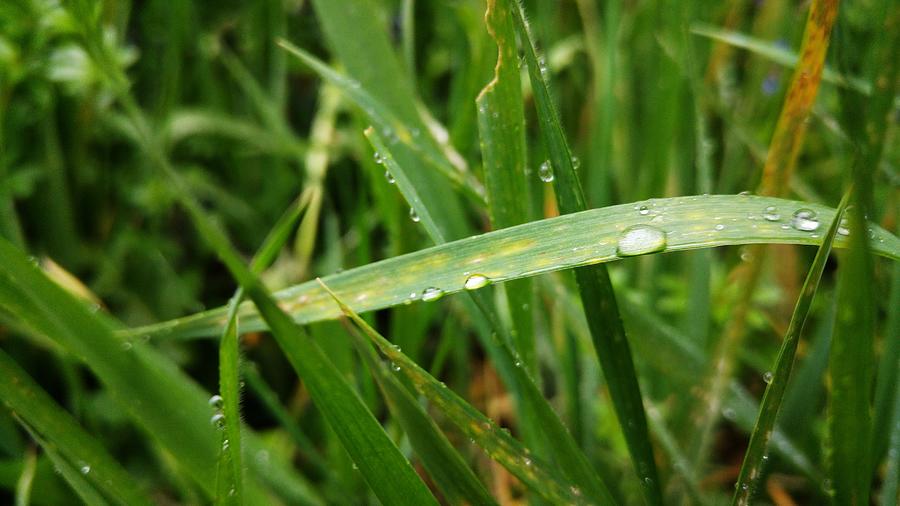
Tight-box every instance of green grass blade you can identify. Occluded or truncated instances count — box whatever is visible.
[134,195,900,340]
[340,316,498,505]
[320,281,605,505]
[732,192,848,505]
[0,238,222,496]
[367,120,615,503]
[691,24,874,96]
[148,151,438,506]
[0,348,152,506]
[881,384,900,505]
[215,191,311,505]
[476,0,536,374]
[14,447,35,506]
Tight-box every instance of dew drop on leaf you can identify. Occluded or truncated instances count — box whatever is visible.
[464,274,491,290]
[791,208,820,231]
[616,225,667,257]
[538,160,554,182]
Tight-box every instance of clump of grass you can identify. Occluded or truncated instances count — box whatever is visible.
[0,0,897,504]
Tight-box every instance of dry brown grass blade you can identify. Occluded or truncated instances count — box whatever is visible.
[759,0,839,196]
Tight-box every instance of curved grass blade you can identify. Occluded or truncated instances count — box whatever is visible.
[732,192,849,505]
[132,195,899,340]
[0,348,152,506]
[476,0,536,374]
[320,281,603,505]
[341,318,498,506]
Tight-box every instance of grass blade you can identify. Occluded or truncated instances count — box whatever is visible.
[145,144,438,505]
[732,192,848,505]
[320,280,605,505]
[476,0,536,373]
[340,315,498,505]
[133,195,900,340]
[0,348,152,506]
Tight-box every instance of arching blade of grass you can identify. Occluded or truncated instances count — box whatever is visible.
[732,192,848,505]
[340,315,498,505]
[476,0,536,374]
[0,348,152,506]
[133,195,900,340]
[517,1,661,499]
[320,281,604,505]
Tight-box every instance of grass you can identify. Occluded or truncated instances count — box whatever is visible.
[0,0,898,504]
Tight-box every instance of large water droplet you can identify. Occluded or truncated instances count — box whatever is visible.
[210,413,225,428]
[837,217,850,236]
[464,274,491,290]
[762,206,780,222]
[409,207,420,223]
[616,225,667,257]
[208,395,224,409]
[791,208,820,231]
[763,371,773,384]
[421,287,444,302]
[538,160,554,182]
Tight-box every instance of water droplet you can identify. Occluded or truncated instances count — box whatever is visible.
[464,274,491,290]
[616,225,667,257]
[741,483,749,491]
[722,407,736,420]
[223,439,230,451]
[384,170,395,184]
[514,360,522,367]
[638,205,650,216]
[570,156,581,170]
[738,190,752,196]
[715,224,726,231]
[409,207,420,223]
[763,206,780,221]
[569,486,582,497]
[208,395,224,409]
[838,217,850,236]
[538,160,554,182]
[791,208,820,231]
[210,413,225,428]
[421,287,444,302]
[79,463,90,475]
[373,152,383,164]
[643,476,653,485]
[120,341,133,351]
[763,371,773,384]
[523,457,532,466]
[391,362,401,372]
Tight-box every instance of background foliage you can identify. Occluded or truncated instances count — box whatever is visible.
[0,0,897,504]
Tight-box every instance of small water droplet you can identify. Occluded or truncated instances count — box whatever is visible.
[638,205,650,216]
[570,156,581,170]
[210,413,225,428]
[391,362,401,372]
[80,464,91,475]
[464,274,491,290]
[763,206,780,221]
[538,160,554,182]
[384,170,395,184]
[616,225,667,257]
[569,486,582,497]
[837,217,850,236]
[722,407,736,420]
[209,395,224,409]
[643,476,653,485]
[741,483,749,491]
[763,371,773,384]
[373,152,383,164]
[791,208,820,231]
[409,207,420,223]
[715,224,726,231]
[421,287,444,302]
[738,190,752,196]
[514,360,522,367]
[523,457,532,466]
[121,341,133,351]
